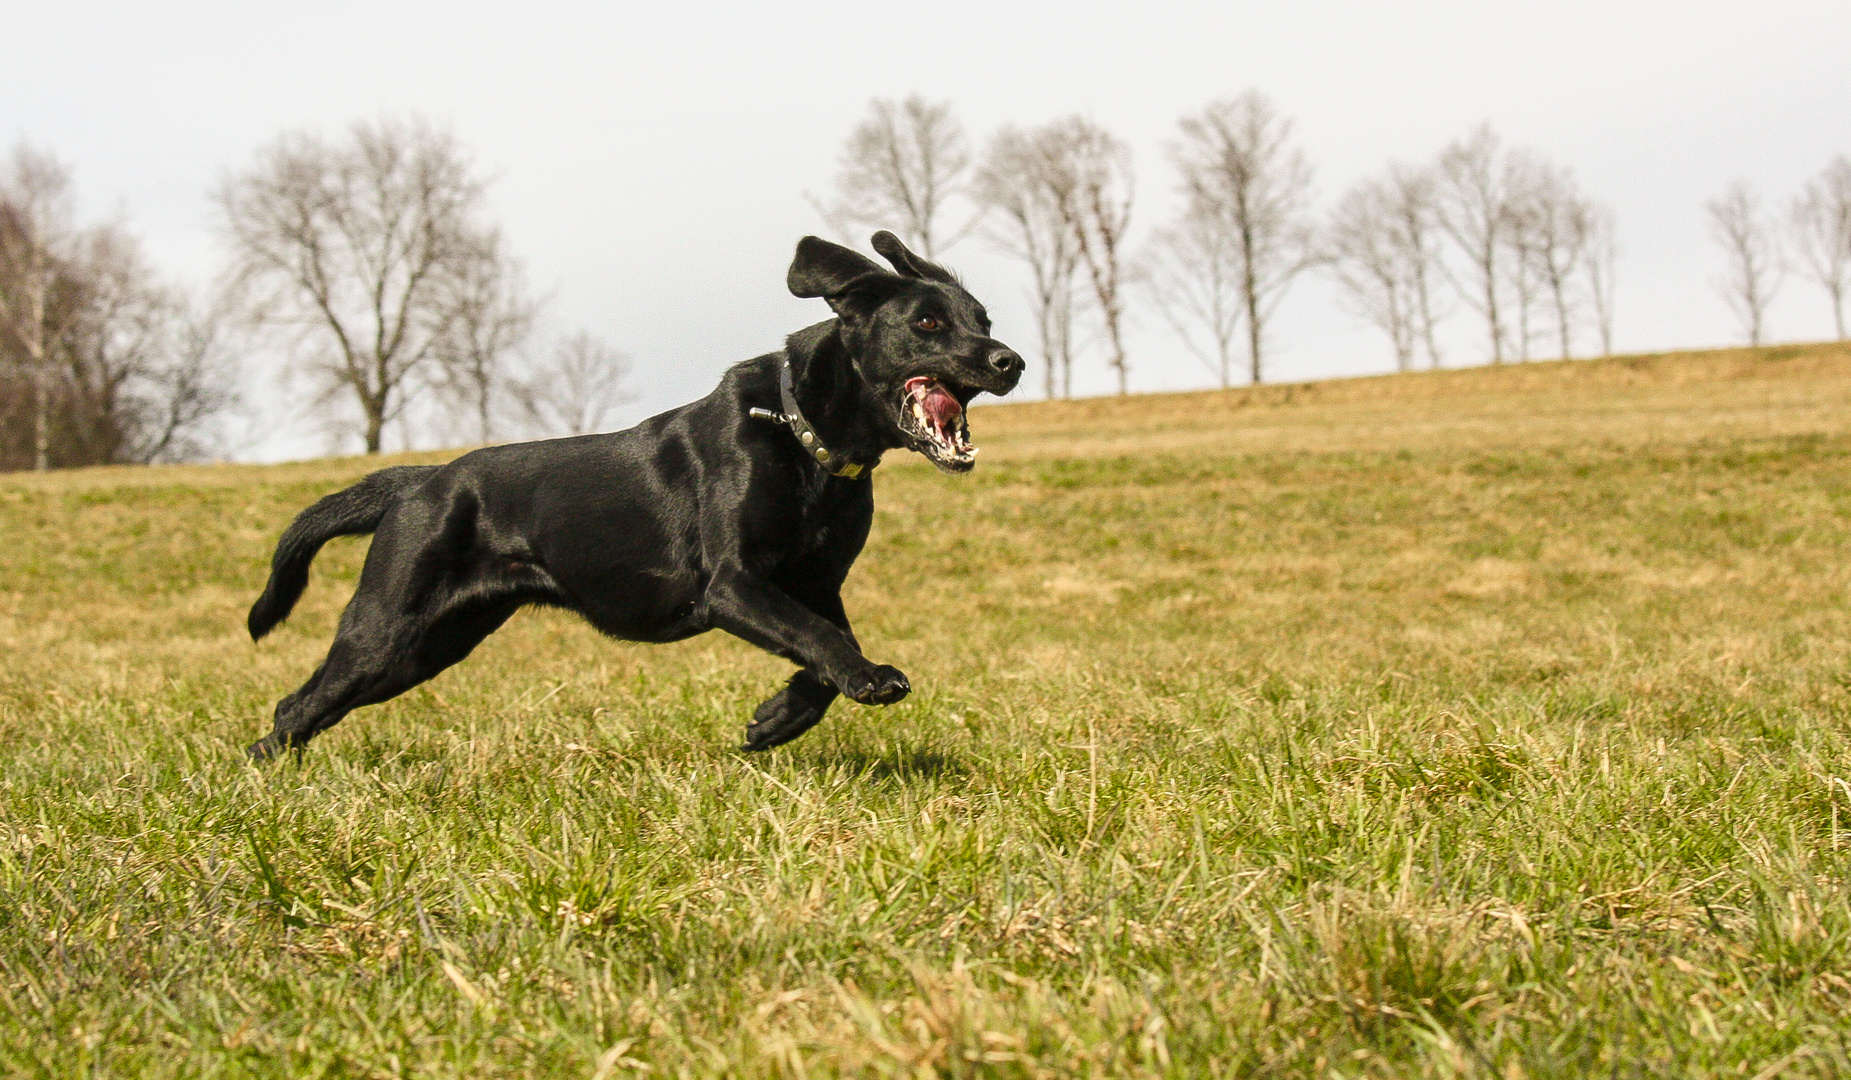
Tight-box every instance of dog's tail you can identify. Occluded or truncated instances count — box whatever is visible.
[247,465,439,640]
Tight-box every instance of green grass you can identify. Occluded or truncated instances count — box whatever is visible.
[5,344,1851,1077]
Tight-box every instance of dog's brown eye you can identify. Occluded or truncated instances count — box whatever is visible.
[915,316,941,332]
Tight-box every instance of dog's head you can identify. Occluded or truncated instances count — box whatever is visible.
[789,232,1024,473]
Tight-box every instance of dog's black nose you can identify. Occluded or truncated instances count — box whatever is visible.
[987,348,1024,377]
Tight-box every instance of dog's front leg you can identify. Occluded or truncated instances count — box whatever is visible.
[742,669,838,751]
[703,569,909,705]
[740,589,860,751]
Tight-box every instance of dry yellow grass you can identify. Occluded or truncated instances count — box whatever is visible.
[972,342,1851,458]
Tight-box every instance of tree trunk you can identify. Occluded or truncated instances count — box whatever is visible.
[1550,273,1572,360]
[1244,241,1263,385]
[33,363,50,471]
[1107,324,1128,395]
[1484,259,1503,363]
[1247,302,1262,385]
[1416,268,1442,369]
[364,393,385,454]
[29,285,48,471]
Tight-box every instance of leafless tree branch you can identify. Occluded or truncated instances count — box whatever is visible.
[0,144,79,470]
[814,95,976,258]
[1581,206,1619,356]
[1146,209,1243,386]
[1435,123,1514,363]
[218,116,519,453]
[432,228,537,444]
[1171,92,1315,385]
[973,126,1082,398]
[1,146,236,470]
[1504,156,1598,360]
[1033,117,1135,395]
[1326,176,1421,371]
[1709,181,1783,347]
[1791,156,1851,340]
[512,330,634,438]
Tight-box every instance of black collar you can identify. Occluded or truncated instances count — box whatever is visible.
[746,356,875,479]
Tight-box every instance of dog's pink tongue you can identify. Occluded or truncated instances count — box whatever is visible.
[920,384,961,427]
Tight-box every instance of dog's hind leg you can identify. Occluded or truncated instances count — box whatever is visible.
[248,594,520,762]
[249,480,536,762]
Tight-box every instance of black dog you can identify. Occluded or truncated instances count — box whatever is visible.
[244,232,1023,759]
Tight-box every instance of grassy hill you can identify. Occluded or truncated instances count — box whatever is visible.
[4,343,1851,1077]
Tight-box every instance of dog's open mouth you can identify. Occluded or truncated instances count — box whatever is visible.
[901,376,977,471]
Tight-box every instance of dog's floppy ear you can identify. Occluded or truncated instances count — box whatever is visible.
[789,236,909,320]
[788,236,888,299]
[871,231,957,285]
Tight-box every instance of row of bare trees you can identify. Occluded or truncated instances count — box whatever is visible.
[1708,159,1851,346]
[1328,124,1618,373]
[815,95,1624,393]
[2,121,636,471]
[0,146,237,470]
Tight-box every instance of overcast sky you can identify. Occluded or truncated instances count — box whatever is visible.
[9,1,1851,459]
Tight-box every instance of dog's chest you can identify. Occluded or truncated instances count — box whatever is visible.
[771,478,871,561]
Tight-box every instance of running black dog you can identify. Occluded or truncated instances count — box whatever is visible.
[244,232,1023,759]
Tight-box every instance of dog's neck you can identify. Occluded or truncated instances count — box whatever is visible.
[782,321,898,470]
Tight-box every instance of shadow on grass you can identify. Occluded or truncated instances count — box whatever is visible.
[807,747,970,784]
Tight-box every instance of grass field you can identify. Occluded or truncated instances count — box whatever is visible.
[5,343,1851,1077]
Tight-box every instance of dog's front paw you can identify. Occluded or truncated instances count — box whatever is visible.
[842,665,910,705]
[742,683,834,751]
[246,734,295,764]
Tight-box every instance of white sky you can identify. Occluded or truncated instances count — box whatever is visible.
[8,1,1851,459]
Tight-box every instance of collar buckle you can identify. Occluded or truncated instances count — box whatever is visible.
[749,358,871,479]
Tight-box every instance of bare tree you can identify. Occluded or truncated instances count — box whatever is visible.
[58,225,177,464]
[1791,156,1851,339]
[218,117,522,454]
[1506,157,1597,360]
[132,294,241,464]
[1171,93,1316,385]
[514,331,633,437]
[433,228,537,444]
[1326,176,1420,371]
[1037,117,1135,395]
[973,126,1082,398]
[1502,155,1548,360]
[813,95,974,258]
[1435,123,1514,363]
[60,231,241,466]
[1386,164,1448,368]
[1582,206,1618,355]
[0,147,235,471]
[0,145,79,470]
[1147,207,1244,386]
[1709,181,1784,346]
